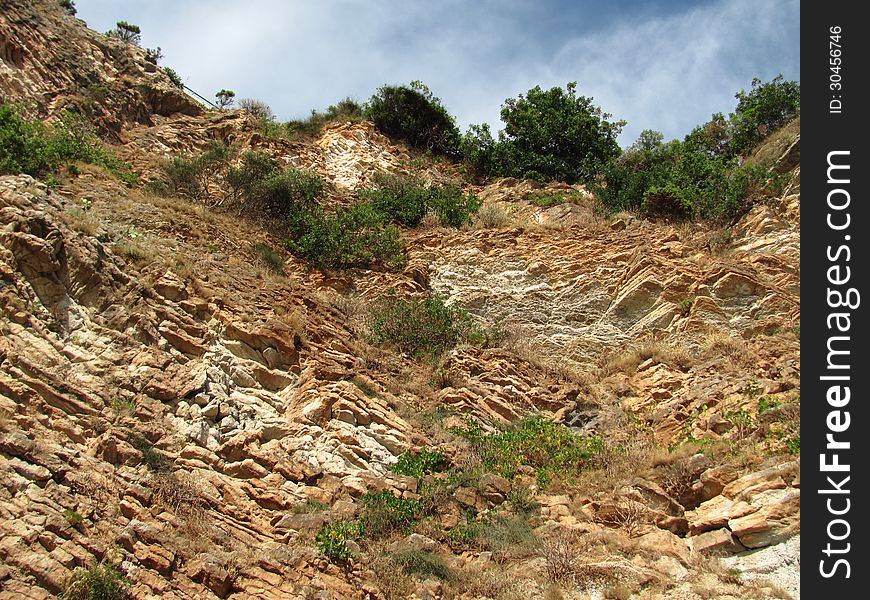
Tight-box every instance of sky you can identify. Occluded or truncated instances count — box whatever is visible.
[74,0,800,147]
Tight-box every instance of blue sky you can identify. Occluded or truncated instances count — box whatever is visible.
[74,0,799,146]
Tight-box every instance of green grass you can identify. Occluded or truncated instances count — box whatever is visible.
[391,550,454,580]
[254,242,285,273]
[455,416,602,486]
[391,449,447,479]
[358,490,422,538]
[62,563,128,600]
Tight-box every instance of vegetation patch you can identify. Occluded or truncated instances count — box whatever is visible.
[316,520,362,562]
[391,449,448,479]
[365,81,461,156]
[358,172,481,228]
[358,490,422,538]
[0,104,137,185]
[391,550,454,581]
[370,294,480,360]
[455,416,602,486]
[63,562,128,600]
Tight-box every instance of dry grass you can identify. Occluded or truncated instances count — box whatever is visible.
[599,338,694,376]
[62,207,101,235]
[112,239,155,263]
[702,331,752,364]
[473,203,513,229]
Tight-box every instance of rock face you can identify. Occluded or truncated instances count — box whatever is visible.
[0,2,800,599]
[0,0,201,138]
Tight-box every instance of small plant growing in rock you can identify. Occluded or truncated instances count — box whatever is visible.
[358,490,422,538]
[253,242,284,274]
[63,562,128,600]
[163,68,183,88]
[315,520,362,562]
[215,89,236,110]
[391,550,454,581]
[63,509,84,530]
[144,47,163,64]
[392,449,447,479]
[132,435,172,473]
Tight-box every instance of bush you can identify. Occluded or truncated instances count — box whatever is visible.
[215,89,235,110]
[596,131,784,222]
[456,416,602,485]
[358,490,422,538]
[285,201,407,271]
[365,81,461,156]
[247,167,325,218]
[729,75,800,155]
[253,243,284,273]
[359,173,481,228]
[392,449,447,479]
[316,520,362,562]
[63,563,128,600]
[0,104,136,184]
[144,47,163,65]
[59,0,76,16]
[238,98,275,122]
[163,68,183,88]
[285,98,363,137]
[370,294,479,359]
[161,142,232,200]
[463,82,623,184]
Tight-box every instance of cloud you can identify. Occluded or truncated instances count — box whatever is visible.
[75,0,799,146]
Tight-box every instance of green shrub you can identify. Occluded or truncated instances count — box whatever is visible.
[315,520,362,562]
[243,167,325,219]
[456,416,602,485]
[365,81,461,156]
[285,201,407,271]
[215,89,235,110]
[132,436,172,473]
[59,0,76,16]
[0,104,137,185]
[63,509,84,529]
[63,563,128,600]
[161,142,232,200]
[391,550,454,580]
[360,172,482,228]
[729,75,800,155]
[163,68,183,88]
[392,449,447,479]
[370,294,479,359]
[144,47,163,65]
[358,490,422,538]
[463,82,623,184]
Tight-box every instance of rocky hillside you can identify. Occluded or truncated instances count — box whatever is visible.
[1,2,799,599]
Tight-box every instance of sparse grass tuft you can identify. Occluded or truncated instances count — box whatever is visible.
[63,562,128,600]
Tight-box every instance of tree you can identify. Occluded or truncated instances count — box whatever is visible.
[728,75,800,154]
[462,82,624,184]
[365,81,461,156]
[112,21,141,45]
[215,89,236,110]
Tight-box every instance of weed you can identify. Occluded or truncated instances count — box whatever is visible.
[253,242,284,273]
[315,520,362,562]
[391,550,454,580]
[62,562,127,600]
[358,490,422,538]
[392,449,447,479]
